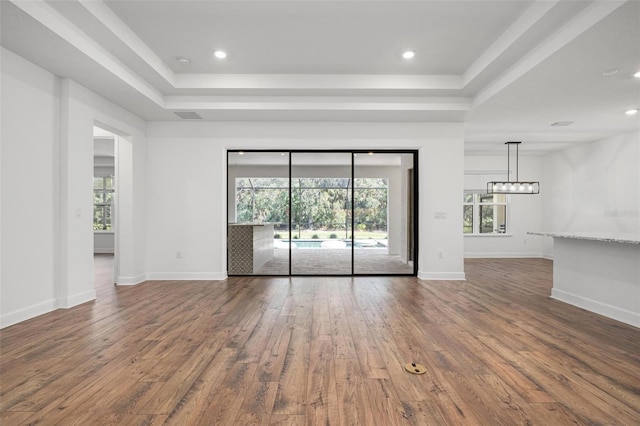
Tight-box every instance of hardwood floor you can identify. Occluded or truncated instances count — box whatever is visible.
[1,256,639,425]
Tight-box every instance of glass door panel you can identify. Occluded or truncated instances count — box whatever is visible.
[354,152,415,274]
[290,152,353,275]
[227,151,289,275]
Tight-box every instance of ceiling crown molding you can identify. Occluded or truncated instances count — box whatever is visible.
[474,0,626,107]
[3,0,635,133]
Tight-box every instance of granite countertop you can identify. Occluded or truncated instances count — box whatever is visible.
[527,231,640,245]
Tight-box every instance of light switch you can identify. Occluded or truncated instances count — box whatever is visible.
[75,208,81,218]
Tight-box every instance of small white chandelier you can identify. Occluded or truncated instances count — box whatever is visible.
[487,141,539,194]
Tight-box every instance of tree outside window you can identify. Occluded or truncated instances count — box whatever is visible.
[94,176,114,231]
[463,193,507,234]
[463,193,474,233]
[235,177,388,240]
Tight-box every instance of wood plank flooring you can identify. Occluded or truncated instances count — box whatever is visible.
[1,256,639,425]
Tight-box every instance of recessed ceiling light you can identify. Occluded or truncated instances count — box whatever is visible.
[634,71,640,78]
[551,121,574,127]
[176,57,190,65]
[214,50,227,59]
[602,68,619,76]
[402,50,416,60]
[625,109,638,115]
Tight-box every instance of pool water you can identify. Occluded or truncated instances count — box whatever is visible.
[277,239,386,248]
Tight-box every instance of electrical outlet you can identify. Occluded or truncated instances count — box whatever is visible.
[437,252,443,259]
[176,251,182,259]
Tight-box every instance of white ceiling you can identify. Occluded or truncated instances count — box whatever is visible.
[2,0,639,155]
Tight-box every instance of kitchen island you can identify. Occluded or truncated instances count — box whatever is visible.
[228,223,274,274]
[528,232,639,328]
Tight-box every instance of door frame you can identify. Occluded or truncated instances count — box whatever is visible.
[226,149,419,276]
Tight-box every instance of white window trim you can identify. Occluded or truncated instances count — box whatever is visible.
[464,192,510,236]
[94,176,115,231]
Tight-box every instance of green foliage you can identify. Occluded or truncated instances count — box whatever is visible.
[274,233,281,239]
[463,204,473,234]
[94,176,114,231]
[329,233,338,239]
[235,177,388,233]
[311,234,319,239]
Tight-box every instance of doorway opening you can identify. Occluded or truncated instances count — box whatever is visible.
[93,126,117,291]
[227,150,418,276]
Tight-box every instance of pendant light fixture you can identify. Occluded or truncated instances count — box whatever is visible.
[487,141,539,194]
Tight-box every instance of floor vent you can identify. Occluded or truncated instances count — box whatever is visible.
[174,111,202,120]
[404,362,427,375]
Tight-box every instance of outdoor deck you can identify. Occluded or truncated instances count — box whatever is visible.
[255,247,414,275]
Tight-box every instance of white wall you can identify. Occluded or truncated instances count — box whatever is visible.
[1,48,147,327]
[464,154,544,258]
[356,165,403,256]
[146,121,465,280]
[540,130,640,257]
[94,233,115,254]
[1,47,60,326]
[60,81,147,289]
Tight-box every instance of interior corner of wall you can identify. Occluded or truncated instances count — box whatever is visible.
[57,289,96,309]
[115,273,147,286]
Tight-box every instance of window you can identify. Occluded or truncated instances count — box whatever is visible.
[94,176,114,231]
[234,177,389,239]
[235,177,290,224]
[463,193,507,234]
[354,178,388,234]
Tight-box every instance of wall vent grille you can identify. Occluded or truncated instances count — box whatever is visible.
[174,111,202,120]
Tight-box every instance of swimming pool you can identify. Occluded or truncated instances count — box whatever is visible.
[275,239,386,248]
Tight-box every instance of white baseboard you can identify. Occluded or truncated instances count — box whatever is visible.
[418,271,466,281]
[57,289,97,309]
[116,273,147,286]
[0,298,58,329]
[464,252,545,258]
[551,289,639,328]
[145,272,227,281]
[1,289,97,329]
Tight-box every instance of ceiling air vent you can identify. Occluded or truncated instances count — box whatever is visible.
[174,111,202,120]
[550,121,573,127]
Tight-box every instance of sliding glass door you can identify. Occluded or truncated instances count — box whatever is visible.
[291,152,352,275]
[227,150,417,276]
[227,151,290,275]
[354,152,415,274]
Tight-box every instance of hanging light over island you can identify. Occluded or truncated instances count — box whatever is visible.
[487,141,540,194]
